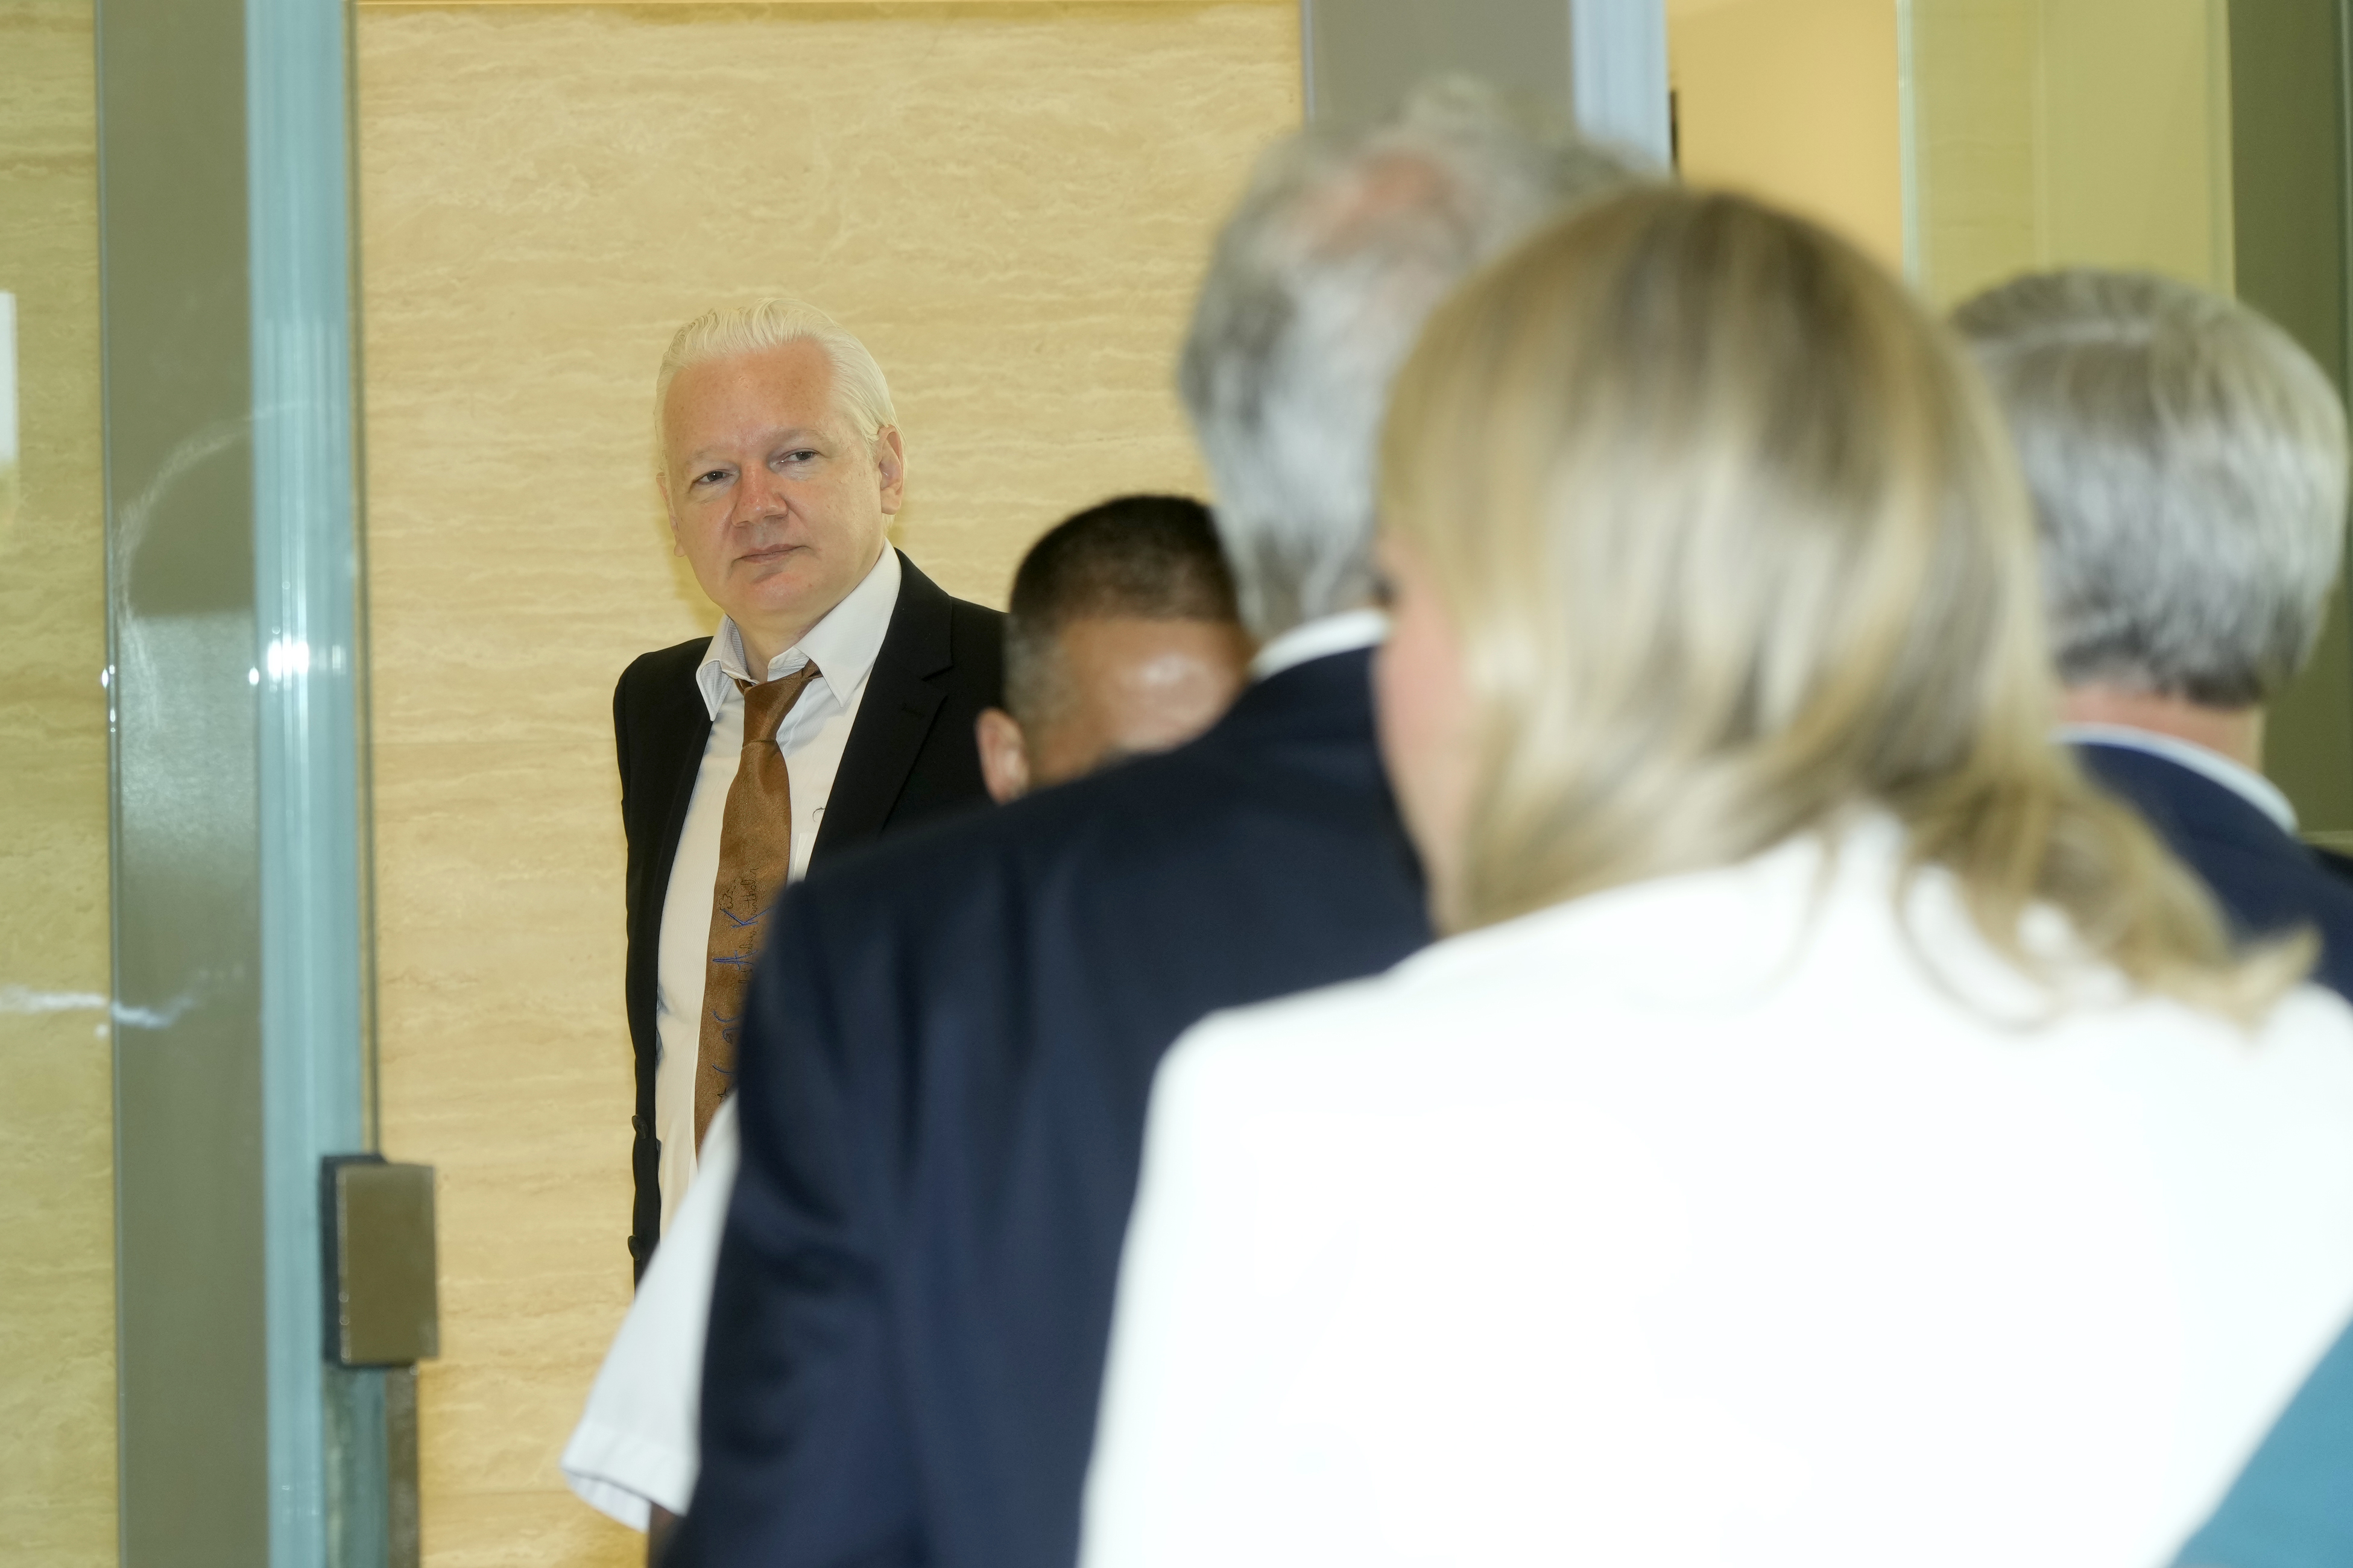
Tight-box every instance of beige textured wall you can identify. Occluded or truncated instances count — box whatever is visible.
[1669,0,1904,271]
[1911,0,2232,305]
[2035,0,2233,291]
[0,3,117,1565]
[1907,0,2037,303]
[1667,0,2229,304]
[355,5,1298,1562]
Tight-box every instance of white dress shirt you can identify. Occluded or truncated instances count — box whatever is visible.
[1083,816,2353,1568]
[654,544,900,1230]
[2058,721,2299,833]
[562,1098,737,1528]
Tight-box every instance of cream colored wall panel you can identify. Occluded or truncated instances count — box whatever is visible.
[1911,0,2040,303]
[2036,0,2231,291]
[0,4,116,1564]
[421,1488,638,1568]
[1910,0,2231,306]
[373,743,633,1498]
[1670,0,1904,269]
[358,5,1297,1558]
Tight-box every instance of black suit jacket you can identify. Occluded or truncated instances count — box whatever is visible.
[2075,740,2353,1001]
[614,551,1002,1276]
[674,646,1432,1568]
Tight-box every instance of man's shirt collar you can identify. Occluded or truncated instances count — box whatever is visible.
[695,544,902,718]
[1250,608,1389,682]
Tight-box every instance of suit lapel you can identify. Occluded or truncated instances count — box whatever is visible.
[645,667,717,925]
[812,550,953,861]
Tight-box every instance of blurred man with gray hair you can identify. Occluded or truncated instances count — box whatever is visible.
[1959,266,2353,1568]
[1956,268,2353,998]
[673,84,1640,1568]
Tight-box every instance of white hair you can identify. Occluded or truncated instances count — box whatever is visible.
[652,298,899,471]
[1180,77,1647,638]
[1956,269,2349,707]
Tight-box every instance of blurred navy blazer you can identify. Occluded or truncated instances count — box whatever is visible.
[672,642,1430,1568]
[2072,733,2353,998]
[2071,733,2353,1568]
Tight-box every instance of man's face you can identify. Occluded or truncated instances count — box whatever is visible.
[660,339,902,649]
[976,617,1254,801]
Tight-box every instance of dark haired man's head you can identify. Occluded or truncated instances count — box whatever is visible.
[977,495,1254,801]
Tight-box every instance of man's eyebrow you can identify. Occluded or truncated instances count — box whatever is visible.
[678,429,832,469]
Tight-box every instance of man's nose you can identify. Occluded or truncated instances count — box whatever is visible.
[728,467,789,527]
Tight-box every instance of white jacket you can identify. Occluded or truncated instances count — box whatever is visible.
[1082,818,2353,1568]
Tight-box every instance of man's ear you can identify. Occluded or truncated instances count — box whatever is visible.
[874,426,908,517]
[975,708,1031,804]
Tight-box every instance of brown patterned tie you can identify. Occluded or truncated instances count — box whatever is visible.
[694,661,823,1149]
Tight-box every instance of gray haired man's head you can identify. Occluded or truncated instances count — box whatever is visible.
[1955,269,2349,709]
[1181,78,1646,640]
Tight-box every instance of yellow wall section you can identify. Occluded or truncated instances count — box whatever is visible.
[2036,0,2233,291]
[1906,0,2038,302]
[1669,0,1906,271]
[1669,0,2229,304]
[1910,0,2232,305]
[355,5,1298,1561]
[0,4,117,1566]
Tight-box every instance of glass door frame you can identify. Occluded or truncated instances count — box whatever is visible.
[99,0,384,1561]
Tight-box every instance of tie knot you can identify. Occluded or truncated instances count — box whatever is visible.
[739,661,822,746]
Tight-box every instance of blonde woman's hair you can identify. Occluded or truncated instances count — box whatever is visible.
[1380,187,2307,1019]
[653,298,899,471]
